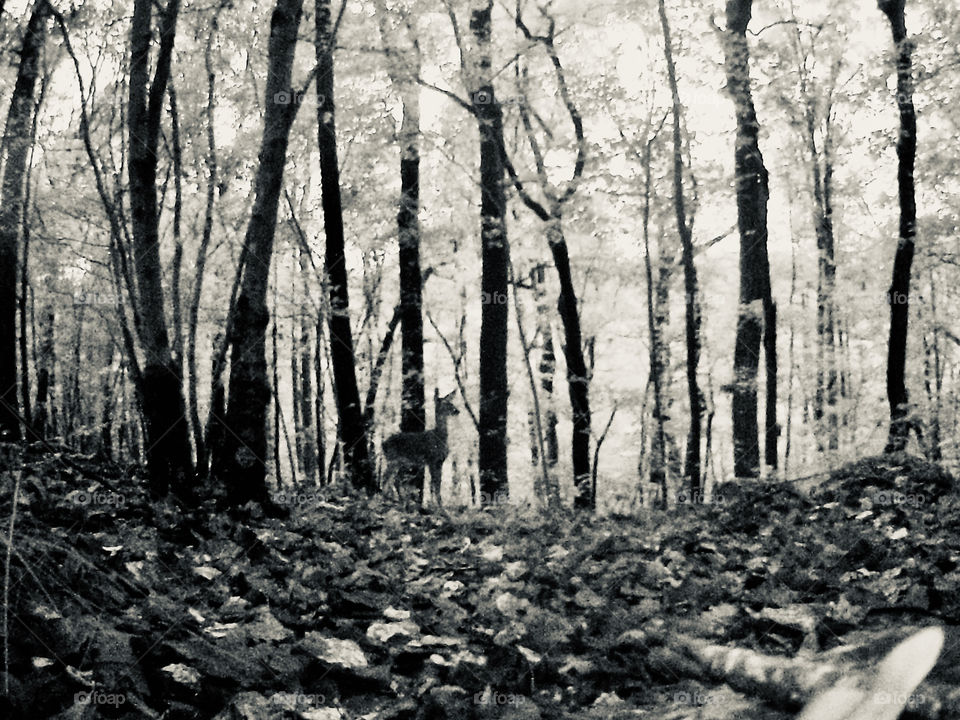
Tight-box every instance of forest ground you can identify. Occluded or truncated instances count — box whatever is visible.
[2,449,960,719]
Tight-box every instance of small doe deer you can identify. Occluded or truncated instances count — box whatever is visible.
[382,389,459,506]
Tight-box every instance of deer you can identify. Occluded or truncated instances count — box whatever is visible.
[382,389,459,507]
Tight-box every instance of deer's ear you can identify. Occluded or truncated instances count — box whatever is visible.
[434,388,440,402]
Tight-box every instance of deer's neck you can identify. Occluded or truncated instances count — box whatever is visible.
[434,415,449,444]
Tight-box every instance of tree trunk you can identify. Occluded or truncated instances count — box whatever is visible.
[722,0,772,479]
[879,0,917,453]
[374,0,427,497]
[214,0,304,506]
[0,0,49,441]
[531,264,559,472]
[659,0,703,496]
[127,0,195,498]
[472,0,510,504]
[922,270,942,461]
[315,0,375,494]
[545,220,593,508]
[315,314,326,485]
[397,59,426,498]
[641,128,667,508]
[188,16,220,477]
[33,305,53,441]
[291,275,304,474]
[298,251,317,485]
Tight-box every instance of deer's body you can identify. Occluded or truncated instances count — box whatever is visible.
[382,390,458,506]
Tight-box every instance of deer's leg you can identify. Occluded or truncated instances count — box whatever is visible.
[429,461,443,507]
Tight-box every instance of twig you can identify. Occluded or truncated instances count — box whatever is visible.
[426,311,479,430]
[591,404,617,506]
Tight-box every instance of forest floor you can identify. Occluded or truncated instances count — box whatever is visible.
[2,449,960,719]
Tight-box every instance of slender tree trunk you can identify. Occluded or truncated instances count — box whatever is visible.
[506,7,592,507]
[546,219,593,507]
[641,129,667,507]
[315,0,375,494]
[273,303,282,488]
[923,270,942,460]
[879,0,917,453]
[214,0,304,506]
[127,0,195,498]
[315,314,326,485]
[33,305,53,440]
[660,0,703,495]
[290,275,304,474]
[298,251,317,485]
[97,346,115,461]
[0,0,49,441]
[722,0,772,478]
[472,0,510,503]
[18,177,32,440]
[188,15,220,477]
[18,74,44,441]
[531,264,558,471]
[168,86,185,379]
[764,290,777,468]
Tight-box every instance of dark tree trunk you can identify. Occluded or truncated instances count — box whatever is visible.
[397,82,426,496]
[472,1,510,504]
[373,0,427,495]
[214,0,304,506]
[374,0,427,495]
[127,0,195,498]
[763,297,777,468]
[0,0,49,441]
[548,221,593,508]
[722,0,772,479]
[315,0,375,494]
[298,253,317,485]
[33,305,53,440]
[659,0,703,496]
[879,0,917,453]
[506,7,591,508]
[188,16,220,478]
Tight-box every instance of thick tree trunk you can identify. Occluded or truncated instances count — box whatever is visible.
[879,0,917,453]
[0,0,49,441]
[472,1,510,504]
[214,0,304,506]
[659,0,703,496]
[397,79,426,497]
[722,0,772,479]
[315,0,375,494]
[127,0,195,498]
